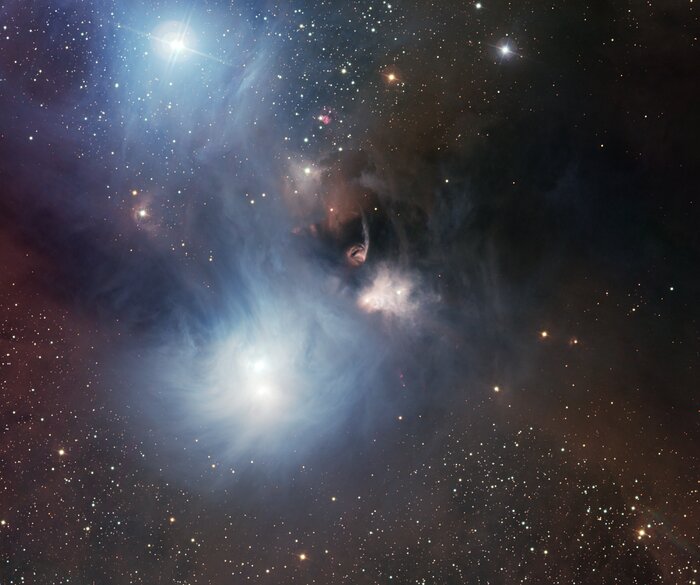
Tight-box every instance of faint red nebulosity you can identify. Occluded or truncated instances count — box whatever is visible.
[318,107,334,125]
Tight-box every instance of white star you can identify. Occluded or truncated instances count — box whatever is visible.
[169,38,186,52]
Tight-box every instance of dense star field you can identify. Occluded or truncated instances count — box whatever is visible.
[0,0,698,583]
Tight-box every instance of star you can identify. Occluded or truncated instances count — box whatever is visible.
[169,38,186,52]
[150,21,195,61]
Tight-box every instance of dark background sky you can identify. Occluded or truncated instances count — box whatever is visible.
[0,0,697,583]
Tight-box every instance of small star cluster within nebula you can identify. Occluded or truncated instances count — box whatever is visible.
[0,1,697,584]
